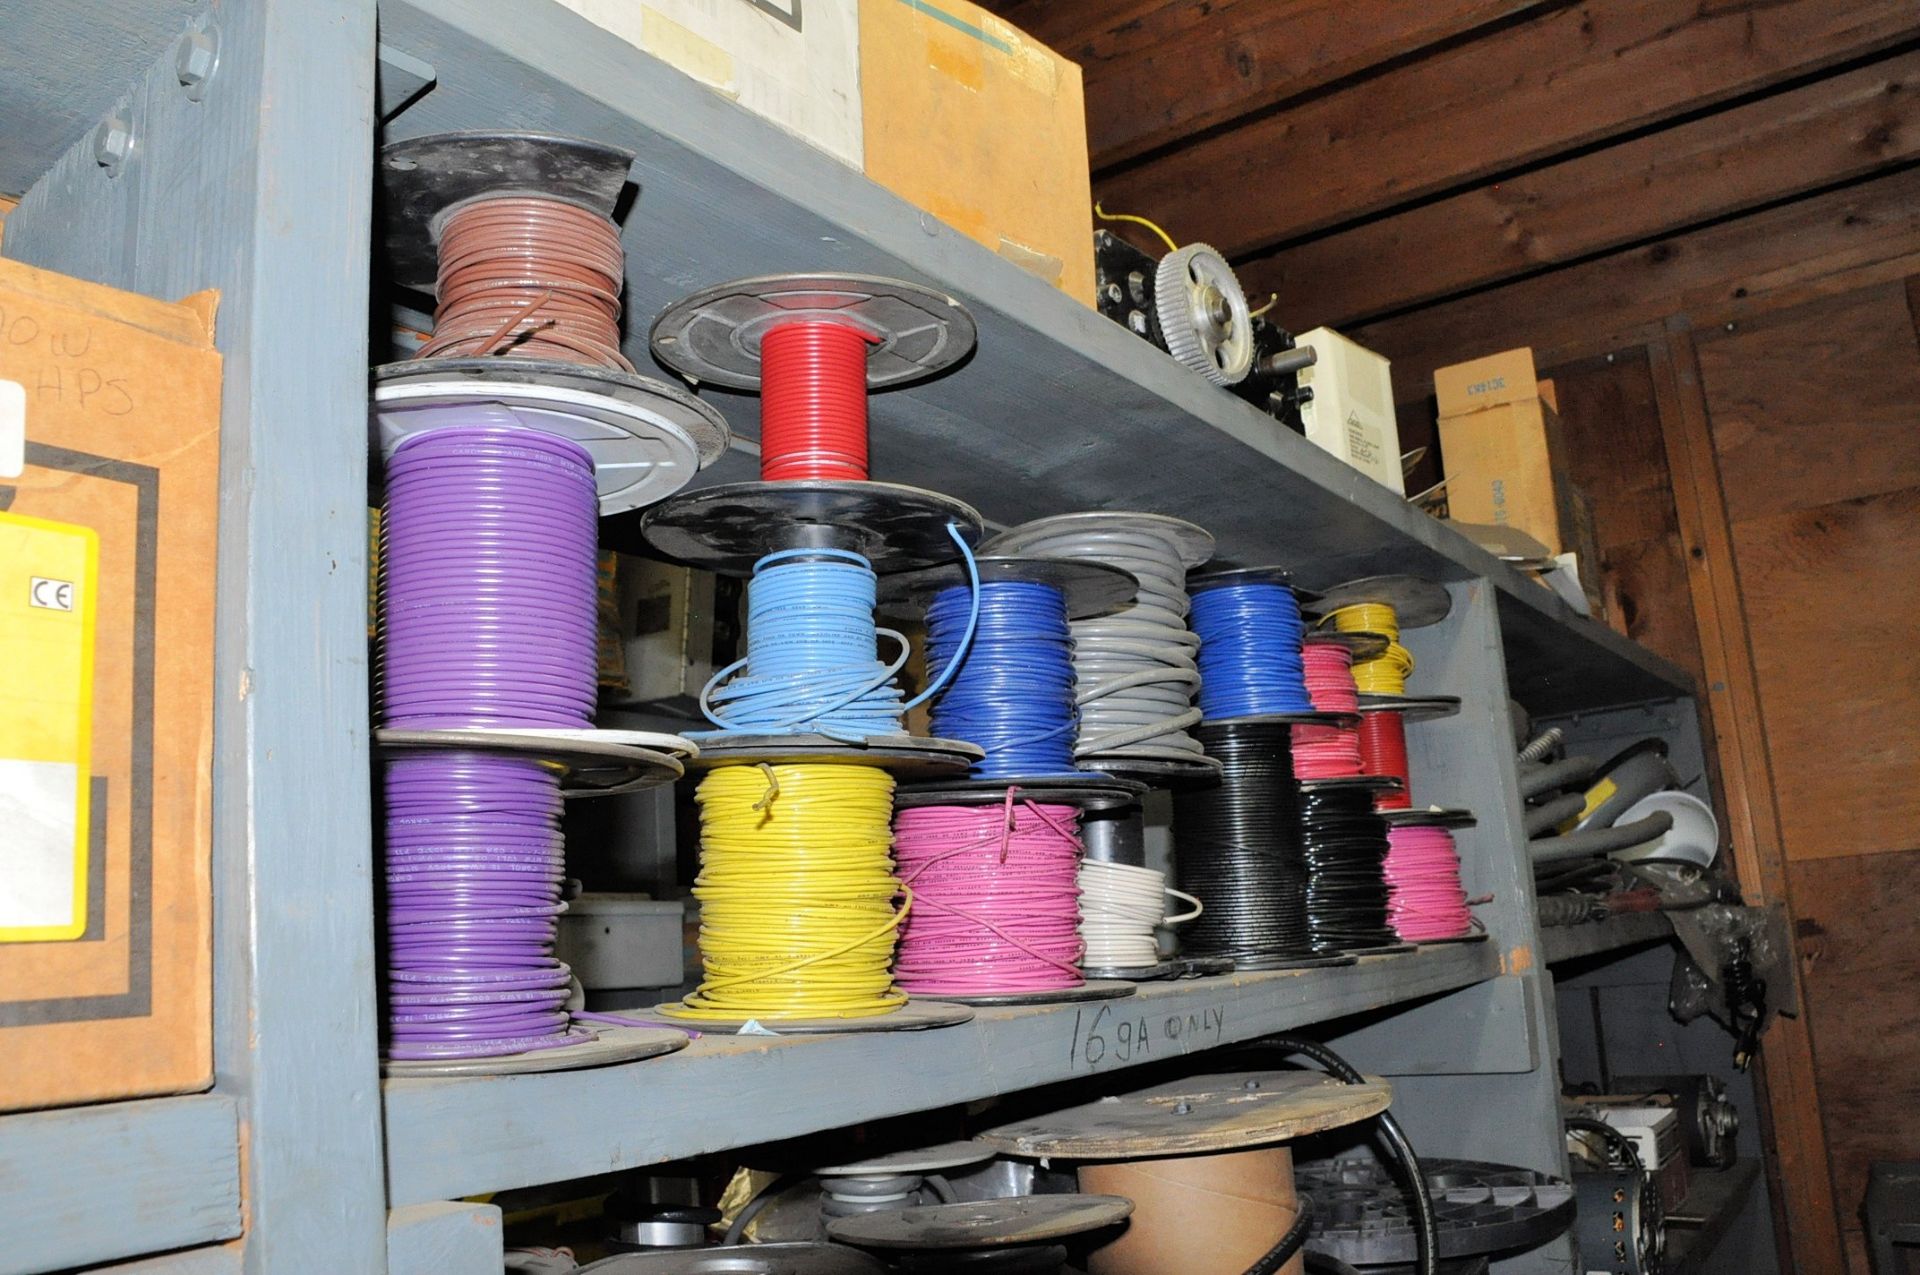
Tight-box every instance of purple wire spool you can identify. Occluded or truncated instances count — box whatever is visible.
[377,425,601,1061]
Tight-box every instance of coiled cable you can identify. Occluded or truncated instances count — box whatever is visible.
[1189,579,1312,719]
[1292,643,1364,781]
[893,795,1085,996]
[992,524,1204,762]
[1357,711,1413,810]
[1383,825,1473,941]
[1078,859,1202,970]
[1297,784,1396,951]
[1326,602,1414,696]
[1173,721,1317,962]
[759,320,875,481]
[664,764,906,1021]
[926,579,1078,778]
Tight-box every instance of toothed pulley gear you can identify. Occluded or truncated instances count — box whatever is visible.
[1154,243,1254,385]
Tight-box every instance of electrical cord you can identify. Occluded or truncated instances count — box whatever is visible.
[1528,811,1673,865]
[1189,579,1313,718]
[1518,755,1598,800]
[1235,1036,1437,1275]
[926,578,1079,778]
[1243,1195,1314,1275]
[1325,603,1414,696]
[1094,201,1180,253]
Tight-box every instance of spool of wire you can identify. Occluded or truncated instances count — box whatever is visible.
[758,320,876,481]
[893,795,1085,996]
[1172,721,1318,963]
[1078,859,1202,972]
[1187,573,1312,719]
[1358,710,1414,810]
[926,579,1078,779]
[1292,642,1364,780]
[665,763,906,1021]
[1327,602,1415,696]
[1384,824,1473,941]
[986,516,1212,771]
[1297,784,1397,951]
[378,425,600,1060]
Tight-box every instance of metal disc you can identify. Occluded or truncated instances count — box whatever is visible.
[652,998,975,1035]
[577,1243,889,1275]
[986,511,1215,570]
[1230,951,1360,973]
[375,727,686,796]
[690,734,982,778]
[650,273,977,389]
[1299,775,1404,794]
[877,556,1138,620]
[977,1071,1390,1160]
[1076,752,1224,785]
[895,776,1146,811]
[639,480,985,575]
[933,980,1136,1008]
[1381,807,1479,830]
[1174,956,1238,977]
[371,363,731,516]
[1357,694,1463,722]
[815,1140,997,1178]
[1304,574,1452,629]
[827,1196,1134,1251]
[381,1025,687,1078]
[1200,710,1359,729]
[379,131,635,291]
[1303,630,1391,661]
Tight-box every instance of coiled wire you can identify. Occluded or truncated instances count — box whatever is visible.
[1297,784,1396,951]
[1078,859,1202,970]
[1358,711,1414,810]
[1172,721,1318,961]
[1190,579,1312,719]
[1292,642,1364,780]
[700,531,978,740]
[926,579,1078,778]
[1326,602,1414,695]
[759,320,874,481]
[992,525,1204,763]
[894,795,1085,995]
[1384,825,1473,941]
[664,764,906,1021]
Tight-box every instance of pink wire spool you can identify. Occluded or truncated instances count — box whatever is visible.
[1292,642,1364,779]
[1383,824,1473,941]
[893,795,1085,996]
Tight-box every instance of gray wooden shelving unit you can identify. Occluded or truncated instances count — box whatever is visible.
[0,3,1739,1273]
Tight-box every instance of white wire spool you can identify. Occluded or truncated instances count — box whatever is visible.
[1077,859,1202,971]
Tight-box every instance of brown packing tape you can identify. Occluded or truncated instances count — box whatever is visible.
[1080,1146,1302,1275]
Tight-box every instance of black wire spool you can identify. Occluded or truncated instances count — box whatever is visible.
[1297,783,1397,952]
[1171,720,1324,963]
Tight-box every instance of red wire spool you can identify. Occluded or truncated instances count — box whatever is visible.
[759,320,878,481]
[1357,710,1413,810]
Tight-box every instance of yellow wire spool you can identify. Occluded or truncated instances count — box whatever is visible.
[1327,602,1414,696]
[662,763,908,1022]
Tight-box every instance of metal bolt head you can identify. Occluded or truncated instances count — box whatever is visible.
[93,113,133,172]
[1126,311,1149,336]
[1104,282,1123,303]
[1173,1101,1192,1115]
[1243,1078,1261,1091]
[176,28,218,100]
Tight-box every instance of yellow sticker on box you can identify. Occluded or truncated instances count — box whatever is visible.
[0,510,98,942]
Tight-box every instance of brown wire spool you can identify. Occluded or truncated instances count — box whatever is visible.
[977,1071,1389,1275]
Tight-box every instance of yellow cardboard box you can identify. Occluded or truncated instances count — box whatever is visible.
[1435,348,1579,556]
[0,259,220,1111]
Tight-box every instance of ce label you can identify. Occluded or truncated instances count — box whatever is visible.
[29,576,75,611]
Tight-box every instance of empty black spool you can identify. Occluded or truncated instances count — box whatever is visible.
[1296,1156,1575,1266]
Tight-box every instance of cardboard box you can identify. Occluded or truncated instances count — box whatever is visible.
[0,259,220,1111]
[1295,326,1405,494]
[1435,349,1579,554]
[554,0,1095,305]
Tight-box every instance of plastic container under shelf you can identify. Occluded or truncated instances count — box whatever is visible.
[556,893,686,991]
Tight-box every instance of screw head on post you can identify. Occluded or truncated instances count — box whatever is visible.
[176,28,219,101]
[93,112,133,174]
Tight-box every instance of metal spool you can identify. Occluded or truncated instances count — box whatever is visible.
[1306,574,1454,630]
[1294,1157,1577,1266]
[814,1141,998,1220]
[877,555,1139,621]
[375,727,694,798]
[1080,803,1147,868]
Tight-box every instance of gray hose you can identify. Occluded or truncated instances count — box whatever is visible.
[1523,793,1586,837]
[1528,812,1673,866]
[1518,755,1598,800]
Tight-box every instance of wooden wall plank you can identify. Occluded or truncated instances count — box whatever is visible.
[1697,281,1920,524]
[1094,0,1920,260]
[1724,486,1920,862]
[1543,349,1677,550]
[1245,49,1920,329]
[1787,850,1920,1271]
[1650,325,1846,1275]
[982,0,1545,171]
[1355,165,1920,403]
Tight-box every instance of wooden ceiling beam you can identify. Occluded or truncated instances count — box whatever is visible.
[1243,48,1920,331]
[1093,0,1920,261]
[983,0,1546,171]
[1350,163,1920,403]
